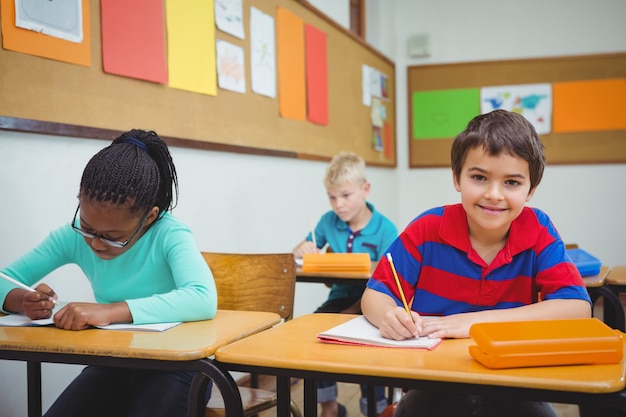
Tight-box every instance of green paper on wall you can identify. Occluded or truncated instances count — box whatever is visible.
[412,88,480,139]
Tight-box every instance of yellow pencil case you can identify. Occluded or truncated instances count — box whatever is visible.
[302,253,371,273]
[469,318,623,369]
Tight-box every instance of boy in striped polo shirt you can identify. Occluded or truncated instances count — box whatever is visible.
[362,110,591,417]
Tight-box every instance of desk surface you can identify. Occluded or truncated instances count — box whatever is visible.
[216,313,626,394]
[582,265,611,288]
[0,309,280,361]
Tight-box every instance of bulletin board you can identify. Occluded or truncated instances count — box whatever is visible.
[408,53,626,167]
[0,0,396,167]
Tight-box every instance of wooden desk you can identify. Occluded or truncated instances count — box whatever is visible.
[607,265,626,289]
[295,262,377,285]
[0,310,280,417]
[216,313,626,417]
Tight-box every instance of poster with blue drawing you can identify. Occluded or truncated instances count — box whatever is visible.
[481,83,552,135]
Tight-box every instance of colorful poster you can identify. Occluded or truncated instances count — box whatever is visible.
[276,7,305,120]
[214,0,244,39]
[250,7,275,98]
[216,40,245,93]
[101,0,167,83]
[553,79,626,132]
[305,24,328,125]
[0,0,90,66]
[481,83,552,135]
[15,0,83,43]
[166,0,216,96]
[412,88,480,139]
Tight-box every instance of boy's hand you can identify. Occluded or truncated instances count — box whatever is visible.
[378,306,422,340]
[419,313,476,339]
[292,240,319,258]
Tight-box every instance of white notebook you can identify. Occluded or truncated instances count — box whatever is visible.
[0,309,181,332]
[317,315,441,350]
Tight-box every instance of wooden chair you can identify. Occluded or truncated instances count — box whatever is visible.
[202,252,302,417]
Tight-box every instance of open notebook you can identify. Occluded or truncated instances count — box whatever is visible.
[317,315,441,350]
[0,304,181,332]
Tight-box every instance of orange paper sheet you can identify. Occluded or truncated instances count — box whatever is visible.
[0,0,91,66]
[553,78,626,132]
[305,24,328,125]
[101,0,167,83]
[276,7,306,120]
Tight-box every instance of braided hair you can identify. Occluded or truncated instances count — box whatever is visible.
[79,129,178,218]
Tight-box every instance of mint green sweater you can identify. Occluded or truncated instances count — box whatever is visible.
[0,212,217,324]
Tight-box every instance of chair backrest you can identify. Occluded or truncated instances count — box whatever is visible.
[201,252,296,320]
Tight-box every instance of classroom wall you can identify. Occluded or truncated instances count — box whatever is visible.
[1,0,625,415]
[391,0,626,268]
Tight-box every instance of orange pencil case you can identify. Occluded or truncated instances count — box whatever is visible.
[302,253,371,272]
[469,318,623,369]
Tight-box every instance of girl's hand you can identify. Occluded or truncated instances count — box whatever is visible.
[378,306,422,340]
[53,301,131,331]
[23,283,57,320]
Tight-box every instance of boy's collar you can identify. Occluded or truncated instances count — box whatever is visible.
[441,204,540,256]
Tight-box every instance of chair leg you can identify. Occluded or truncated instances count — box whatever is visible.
[290,400,303,417]
[593,286,625,332]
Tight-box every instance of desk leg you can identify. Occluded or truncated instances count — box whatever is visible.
[26,361,42,417]
[303,379,318,417]
[189,359,243,417]
[276,376,292,416]
[366,385,377,417]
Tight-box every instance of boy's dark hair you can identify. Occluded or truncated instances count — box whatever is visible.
[79,129,178,217]
[451,110,546,191]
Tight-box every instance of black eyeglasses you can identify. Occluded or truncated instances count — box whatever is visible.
[71,206,148,248]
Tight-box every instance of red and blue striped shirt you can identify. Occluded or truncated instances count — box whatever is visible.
[368,204,591,315]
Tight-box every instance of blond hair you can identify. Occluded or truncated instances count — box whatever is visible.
[324,151,367,187]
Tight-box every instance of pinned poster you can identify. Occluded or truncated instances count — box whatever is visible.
[166,0,216,96]
[0,0,90,66]
[481,83,552,135]
[305,24,328,125]
[214,0,244,39]
[216,40,246,93]
[250,7,276,98]
[101,0,167,83]
[15,0,83,43]
[553,79,626,132]
[276,7,306,120]
[412,88,480,139]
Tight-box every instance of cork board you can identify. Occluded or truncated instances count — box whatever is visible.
[408,53,626,167]
[0,0,396,167]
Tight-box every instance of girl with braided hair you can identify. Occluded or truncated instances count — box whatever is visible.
[0,129,217,417]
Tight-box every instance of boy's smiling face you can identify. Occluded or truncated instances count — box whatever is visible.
[453,146,536,240]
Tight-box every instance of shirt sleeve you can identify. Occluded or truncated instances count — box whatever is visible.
[124,220,218,324]
[0,225,77,312]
